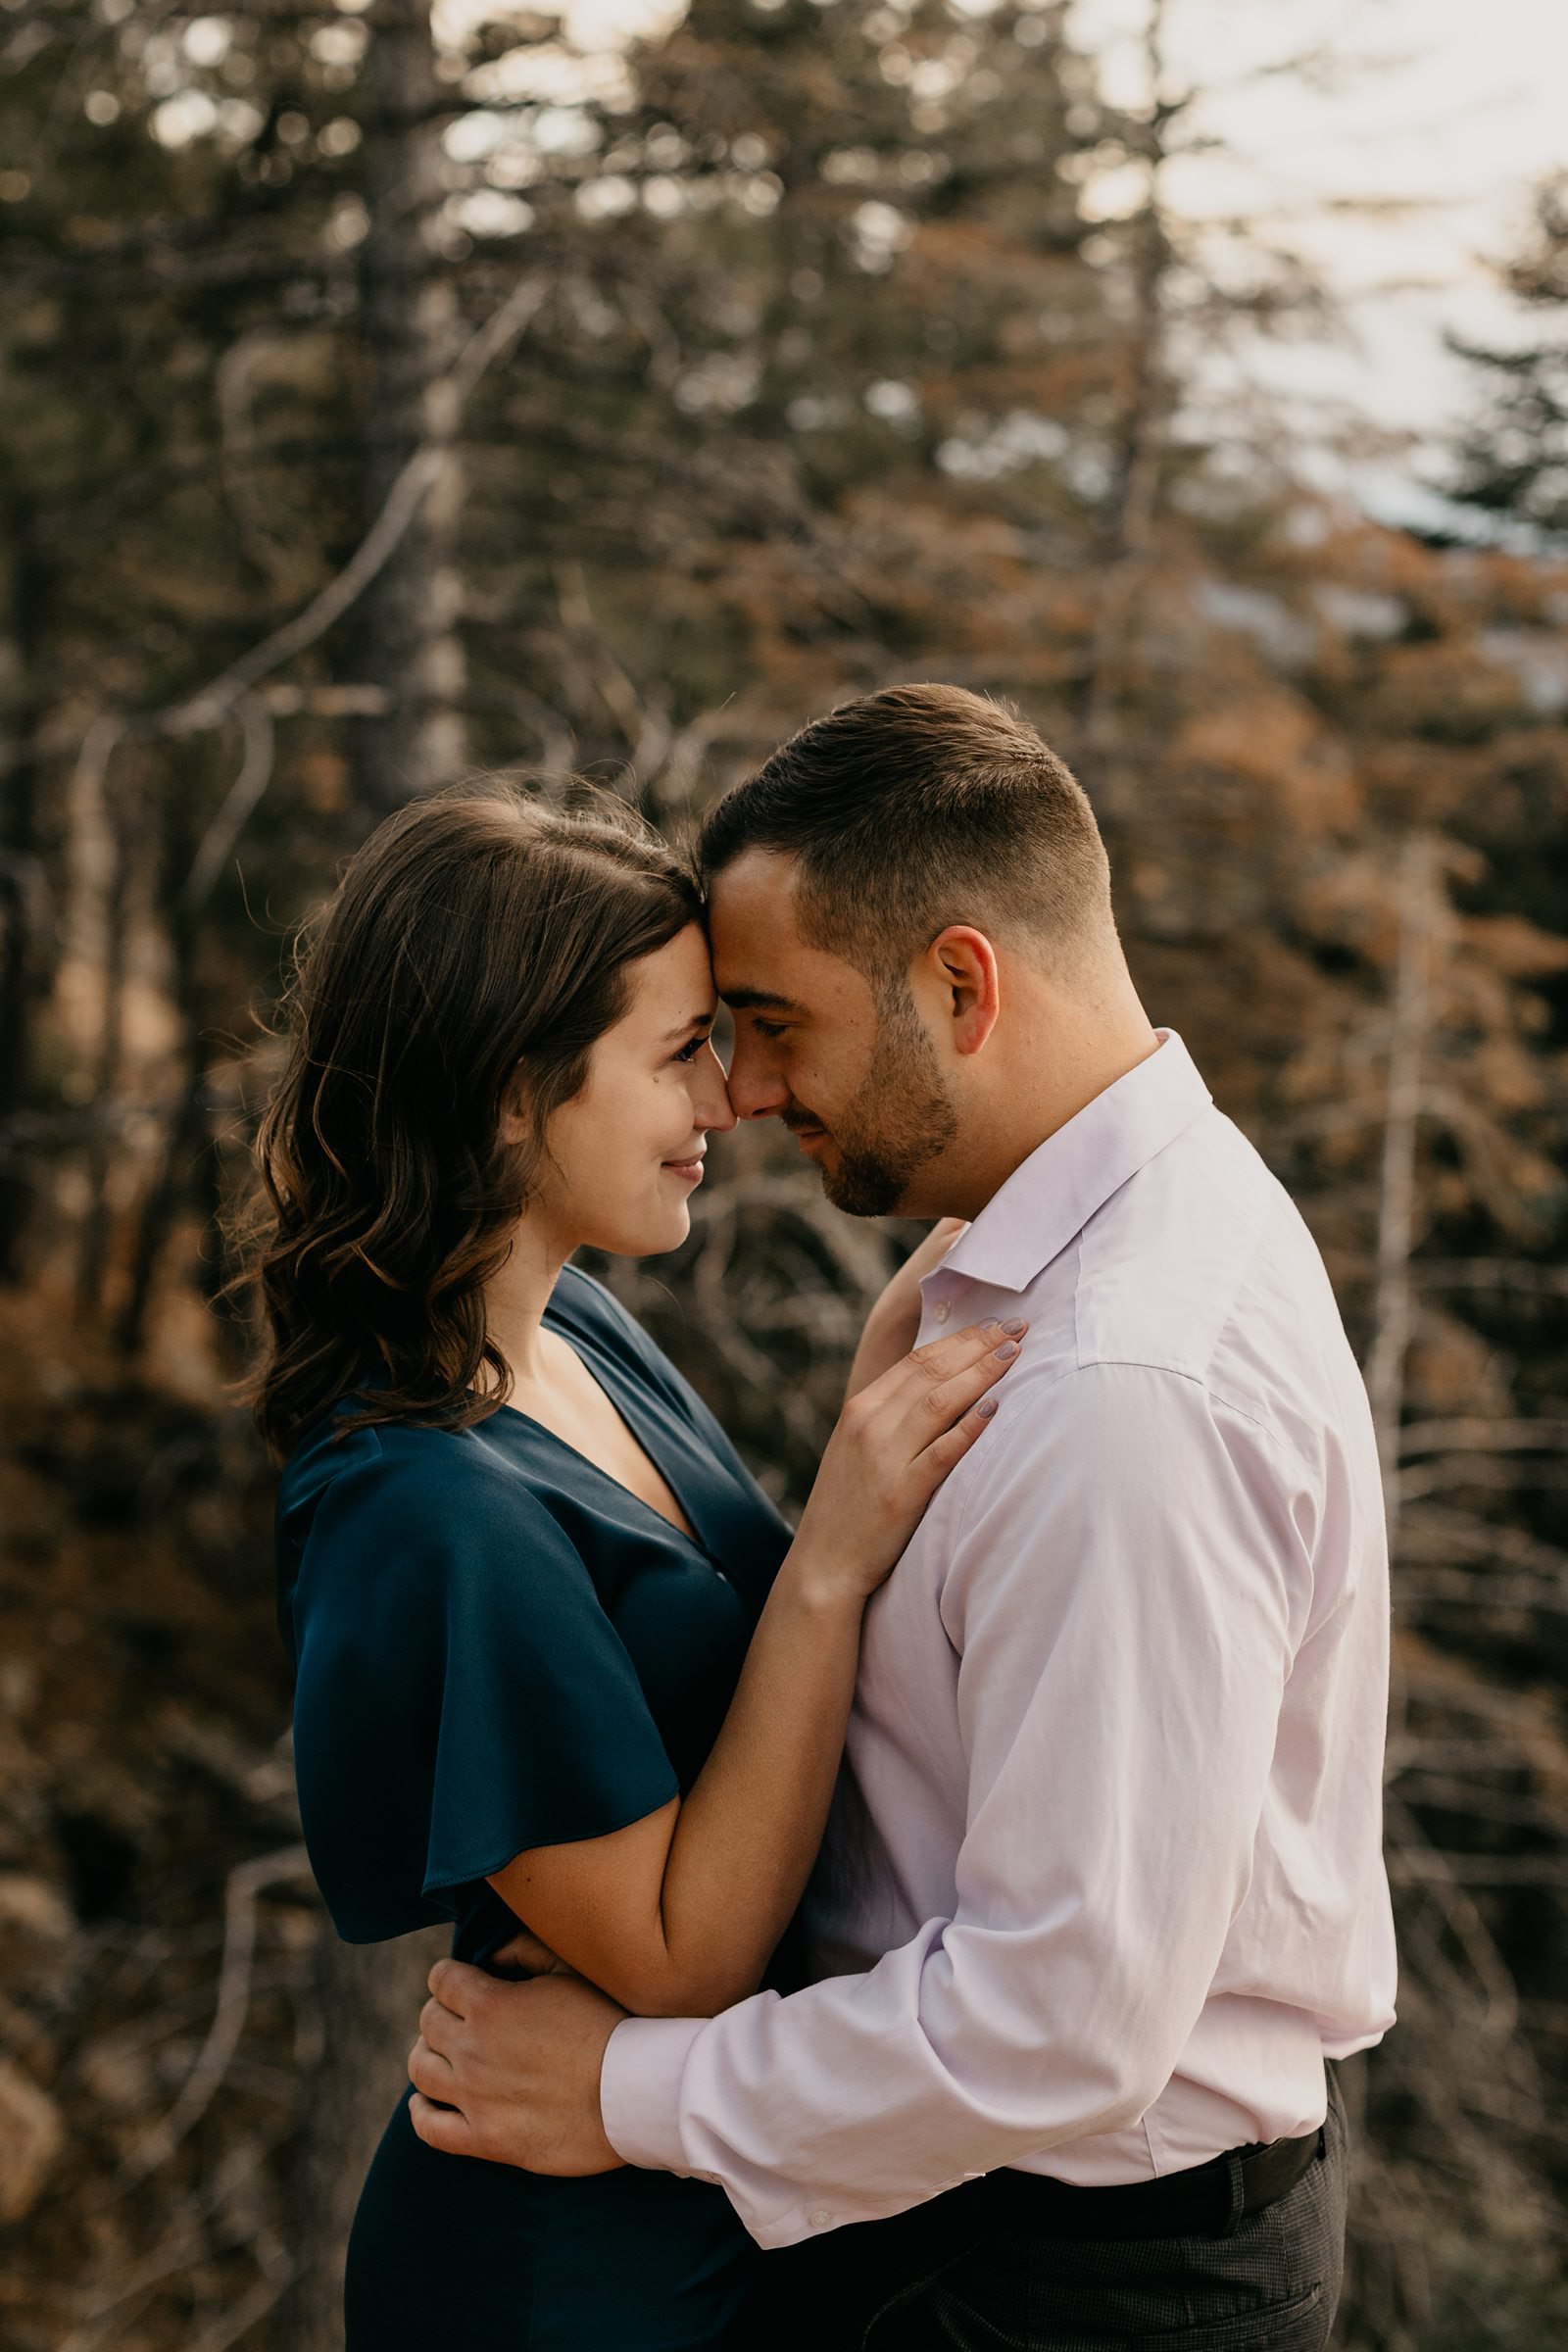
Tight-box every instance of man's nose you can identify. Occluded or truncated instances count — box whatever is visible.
[695,1043,739,1134]
[725,1035,789,1121]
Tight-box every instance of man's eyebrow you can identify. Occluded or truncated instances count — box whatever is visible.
[719,988,808,1014]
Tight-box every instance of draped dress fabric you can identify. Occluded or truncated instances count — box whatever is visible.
[276,1265,794,2350]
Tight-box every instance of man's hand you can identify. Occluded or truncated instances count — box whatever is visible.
[408,1959,628,2174]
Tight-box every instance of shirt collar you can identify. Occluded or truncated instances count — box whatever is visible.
[926,1030,1213,1298]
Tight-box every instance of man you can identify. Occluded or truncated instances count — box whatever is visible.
[409,685,1396,2349]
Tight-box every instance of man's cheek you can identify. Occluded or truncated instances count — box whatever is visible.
[787,1062,826,1118]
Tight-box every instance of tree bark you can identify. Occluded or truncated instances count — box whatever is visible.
[0,497,46,1280]
[1078,0,1174,826]
[1366,833,1440,1549]
[73,733,136,1321]
[280,7,468,2337]
[351,0,466,817]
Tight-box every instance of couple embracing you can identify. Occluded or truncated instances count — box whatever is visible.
[255,685,1396,2351]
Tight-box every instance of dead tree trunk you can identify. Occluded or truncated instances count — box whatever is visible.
[1366,834,1440,1550]
[351,0,466,817]
[1078,0,1175,828]
[1363,833,1441,1791]
[0,498,47,1280]
[73,731,136,1321]
[281,5,470,2337]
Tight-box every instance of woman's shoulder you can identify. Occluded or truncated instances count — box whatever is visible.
[276,1401,558,1558]
[275,1405,607,1681]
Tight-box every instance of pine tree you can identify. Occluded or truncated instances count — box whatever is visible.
[5,3,1568,2343]
[1450,174,1568,538]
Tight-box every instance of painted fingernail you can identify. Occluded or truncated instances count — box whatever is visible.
[994,1341,1018,1361]
[1002,1318,1027,1337]
[977,1396,998,1418]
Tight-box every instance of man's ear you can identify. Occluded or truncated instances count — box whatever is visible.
[925,927,1001,1056]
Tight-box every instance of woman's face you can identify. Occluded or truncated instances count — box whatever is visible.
[527,922,736,1257]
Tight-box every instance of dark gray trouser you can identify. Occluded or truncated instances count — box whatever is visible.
[741,2070,1348,2352]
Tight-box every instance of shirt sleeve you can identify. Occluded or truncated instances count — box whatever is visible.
[599,1361,1308,2245]
[287,1432,679,1941]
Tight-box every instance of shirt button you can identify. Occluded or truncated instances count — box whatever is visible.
[808,2207,833,2230]
[934,1300,951,1325]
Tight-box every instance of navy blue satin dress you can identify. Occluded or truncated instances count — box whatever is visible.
[276,1265,795,2350]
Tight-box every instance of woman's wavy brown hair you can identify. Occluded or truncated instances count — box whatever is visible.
[238,782,703,1461]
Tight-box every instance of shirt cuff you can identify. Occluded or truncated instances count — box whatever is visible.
[600,2013,705,2174]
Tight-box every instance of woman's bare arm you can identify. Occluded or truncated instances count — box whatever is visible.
[488,1569,859,2018]
[486,1315,1021,2017]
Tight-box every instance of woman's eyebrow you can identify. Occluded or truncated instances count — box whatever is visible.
[662,1011,716,1042]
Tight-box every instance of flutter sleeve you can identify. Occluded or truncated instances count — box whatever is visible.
[282,1427,680,1942]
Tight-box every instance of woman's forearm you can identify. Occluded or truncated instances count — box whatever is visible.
[648,1547,862,2014]
[491,1547,867,2020]
[488,1312,1014,2020]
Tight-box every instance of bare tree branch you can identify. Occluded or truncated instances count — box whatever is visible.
[0,274,547,791]
[184,697,275,912]
[1400,1417,1568,1457]
[122,1844,314,2184]
[1416,1257,1568,1298]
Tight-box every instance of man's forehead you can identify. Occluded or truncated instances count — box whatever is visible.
[708,851,808,989]
[708,848,874,1007]
[707,847,802,920]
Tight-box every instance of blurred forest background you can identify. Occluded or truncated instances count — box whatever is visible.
[2,0,1567,2344]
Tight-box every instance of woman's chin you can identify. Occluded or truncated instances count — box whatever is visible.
[593,1204,692,1258]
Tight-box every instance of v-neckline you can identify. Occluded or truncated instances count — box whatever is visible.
[490,1324,702,1548]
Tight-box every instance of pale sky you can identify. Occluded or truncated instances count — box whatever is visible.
[453,0,1568,521]
[1071,0,1568,520]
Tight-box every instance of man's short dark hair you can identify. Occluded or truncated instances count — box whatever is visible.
[697,683,1113,988]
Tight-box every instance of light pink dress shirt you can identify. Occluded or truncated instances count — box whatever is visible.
[601,1031,1397,2248]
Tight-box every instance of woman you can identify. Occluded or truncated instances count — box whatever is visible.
[247,784,1020,2349]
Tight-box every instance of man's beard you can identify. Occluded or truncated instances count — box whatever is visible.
[792,992,958,1218]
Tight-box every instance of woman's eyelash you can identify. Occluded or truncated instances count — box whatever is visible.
[673,1032,710,1063]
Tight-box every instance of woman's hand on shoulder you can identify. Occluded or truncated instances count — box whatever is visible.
[790,1314,1024,1610]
